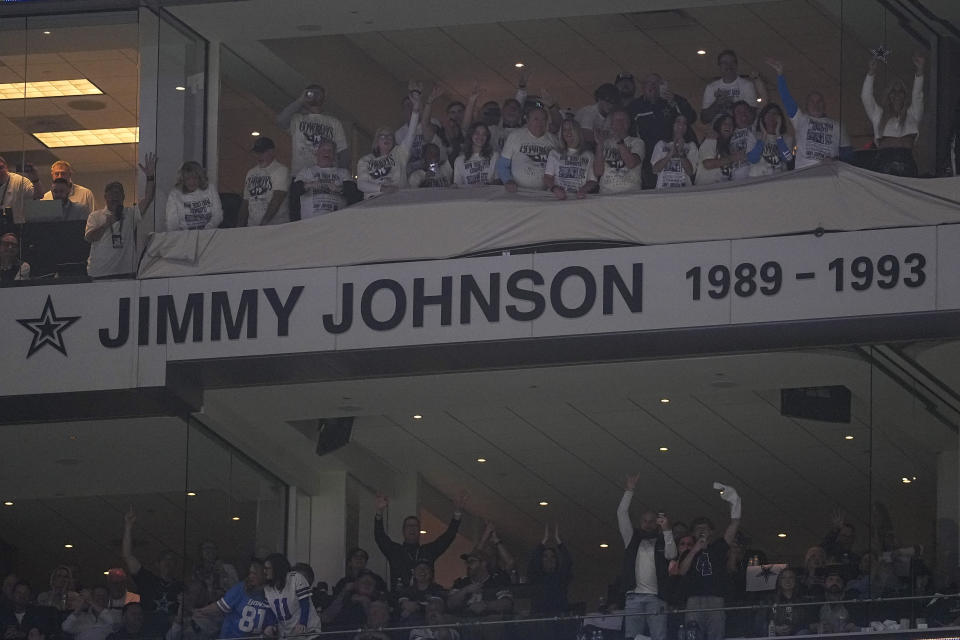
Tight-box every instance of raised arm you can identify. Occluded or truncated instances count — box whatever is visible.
[397,82,425,158]
[716,483,742,545]
[122,506,142,576]
[908,53,925,121]
[618,474,639,546]
[861,59,882,124]
[137,152,158,217]
[276,92,306,130]
[373,492,397,556]
[766,59,798,118]
[488,524,515,572]
[425,492,466,558]
[464,82,483,126]
[658,514,677,560]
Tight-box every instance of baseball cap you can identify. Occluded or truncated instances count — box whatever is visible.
[251,136,276,153]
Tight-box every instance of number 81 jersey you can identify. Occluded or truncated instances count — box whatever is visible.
[217,582,271,638]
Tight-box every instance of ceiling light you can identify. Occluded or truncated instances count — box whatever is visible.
[251,131,260,136]
[64,544,73,549]
[175,86,186,91]
[756,98,763,102]
[419,530,427,534]
[231,516,240,521]
[42,31,51,36]
[844,435,854,440]
[186,491,196,496]
[599,543,609,548]
[476,458,487,463]
[0,78,102,101]
[103,571,109,575]
[412,414,422,420]
[2,501,12,507]
[659,398,670,404]
[901,477,912,484]
[538,501,549,506]
[659,446,669,452]
[514,62,524,68]
[777,533,787,538]
[697,49,706,55]
[33,127,139,148]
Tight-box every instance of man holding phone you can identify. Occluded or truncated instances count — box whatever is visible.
[617,473,676,640]
[276,84,350,175]
[678,483,743,640]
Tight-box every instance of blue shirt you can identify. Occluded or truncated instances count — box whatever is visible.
[217,582,271,638]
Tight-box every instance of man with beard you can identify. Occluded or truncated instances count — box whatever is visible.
[814,569,858,634]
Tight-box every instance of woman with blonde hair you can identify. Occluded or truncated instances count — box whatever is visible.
[165,161,223,231]
[861,53,925,176]
[543,118,596,199]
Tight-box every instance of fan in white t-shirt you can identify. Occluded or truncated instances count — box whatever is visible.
[294,140,353,219]
[701,49,765,125]
[698,114,752,185]
[498,107,558,191]
[766,58,852,169]
[594,108,645,194]
[239,136,290,226]
[746,103,795,177]
[85,153,157,279]
[454,122,500,187]
[276,84,350,176]
[575,83,620,147]
[164,161,223,231]
[651,114,698,189]
[544,119,597,199]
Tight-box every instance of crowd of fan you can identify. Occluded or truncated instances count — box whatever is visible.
[0,47,932,284]
[0,485,949,640]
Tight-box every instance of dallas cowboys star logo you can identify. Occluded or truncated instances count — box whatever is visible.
[871,45,891,62]
[16,295,80,358]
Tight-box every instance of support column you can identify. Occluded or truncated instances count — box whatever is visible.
[308,472,348,586]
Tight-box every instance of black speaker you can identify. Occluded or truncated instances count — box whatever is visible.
[315,417,354,456]
[780,386,851,423]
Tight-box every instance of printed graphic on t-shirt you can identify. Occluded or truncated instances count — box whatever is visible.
[462,158,490,185]
[246,174,273,198]
[804,120,836,160]
[299,120,335,147]
[660,158,688,188]
[185,198,212,228]
[761,139,784,169]
[696,552,714,577]
[604,145,626,170]
[520,144,550,165]
[367,155,397,181]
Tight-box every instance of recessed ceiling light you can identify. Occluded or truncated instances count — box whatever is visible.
[64,544,73,549]
[476,457,487,463]
[419,530,427,534]
[2,501,12,507]
[413,414,422,419]
[901,477,912,484]
[756,98,763,102]
[103,571,109,575]
[659,446,669,452]
[515,62,524,68]
[844,435,854,440]
[186,491,196,497]
[43,31,51,36]
[33,126,139,148]
[660,398,670,404]
[231,516,240,521]
[538,501,549,506]
[599,543,609,548]
[777,532,787,538]
[0,78,102,101]
[251,131,260,136]
[175,86,186,91]
[697,49,706,55]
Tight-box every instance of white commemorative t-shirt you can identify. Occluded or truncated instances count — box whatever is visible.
[730,127,756,179]
[289,112,348,176]
[357,145,411,198]
[454,151,500,186]
[86,206,141,278]
[501,128,558,189]
[243,160,290,226]
[295,165,350,218]
[597,136,645,193]
[651,141,699,189]
[544,149,594,192]
[792,113,849,169]
[491,123,523,153]
[702,77,758,109]
[165,187,222,231]
[396,119,442,174]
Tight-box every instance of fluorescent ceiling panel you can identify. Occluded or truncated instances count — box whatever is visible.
[33,126,138,148]
[0,79,103,100]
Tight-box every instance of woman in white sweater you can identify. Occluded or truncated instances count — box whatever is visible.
[861,53,925,176]
[165,161,223,231]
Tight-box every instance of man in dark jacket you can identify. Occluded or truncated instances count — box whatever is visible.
[374,491,466,591]
[627,73,698,189]
[617,473,676,640]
